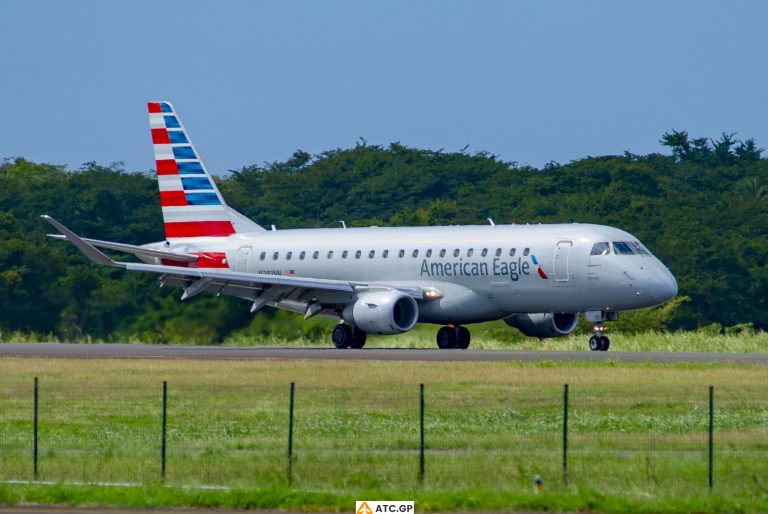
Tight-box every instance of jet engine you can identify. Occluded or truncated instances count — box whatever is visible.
[343,290,419,335]
[504,312,579,338]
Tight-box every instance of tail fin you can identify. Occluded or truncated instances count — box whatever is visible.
[148,101,265,238]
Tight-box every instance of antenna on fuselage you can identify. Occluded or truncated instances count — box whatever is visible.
[487,218,495,226]
[339,221,347,229]
[271,225,277,232]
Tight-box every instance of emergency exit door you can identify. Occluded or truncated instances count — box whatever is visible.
[236,246,251,272]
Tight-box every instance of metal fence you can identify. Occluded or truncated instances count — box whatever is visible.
[1,376,766,495]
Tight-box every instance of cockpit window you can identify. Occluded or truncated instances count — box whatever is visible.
[591,242,610,256]
[613,242,636,255]
[613,241,649,255]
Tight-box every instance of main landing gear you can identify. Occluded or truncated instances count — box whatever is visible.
[332,323,367,349]
[436,325,471,349]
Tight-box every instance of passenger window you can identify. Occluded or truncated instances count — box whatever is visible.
[327,251,334,259]
[369,250,375,258]
[299,251,306,260]
[412,249,419,258]
[467,248,474,257]
[509,248,516,257]
[523,248,530,256]
[355,250,361,259]
[399,250,405,258]
[495,248,502,257]
[342,250,348,259]
[426,249,432,258]
[453,249,460,257]
[591,242,610,256]
[313,251,319,259]
[273,252,279,260]
[259,252,266,261]
[481,248,488,257]
[383,250,389,258]
[286,251,292,260]
[440,249,446,258]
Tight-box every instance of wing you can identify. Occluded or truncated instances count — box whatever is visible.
[42,215,423,318]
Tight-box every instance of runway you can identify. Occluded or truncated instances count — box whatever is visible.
[0,343,766,364]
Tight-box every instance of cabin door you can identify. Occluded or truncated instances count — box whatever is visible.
[553,240,573,283]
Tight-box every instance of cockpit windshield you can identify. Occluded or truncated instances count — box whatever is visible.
[613,241,649,255]
[590,242,611,256]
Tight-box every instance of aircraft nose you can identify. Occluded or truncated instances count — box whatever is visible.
[648,268,678,303]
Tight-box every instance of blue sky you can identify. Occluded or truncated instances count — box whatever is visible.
[1,1,766,174]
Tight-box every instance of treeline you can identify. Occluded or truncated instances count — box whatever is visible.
[0,130,766,342]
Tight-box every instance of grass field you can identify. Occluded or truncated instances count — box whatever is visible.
[1,356,768,512]
[5,327,768,354]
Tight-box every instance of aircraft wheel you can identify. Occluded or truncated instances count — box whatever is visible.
[455,326,471,349]
[600,335,610,351]
[436,326,456,349]
[332,324,352,349]
[348,327,367,349]
[588,335,602,352]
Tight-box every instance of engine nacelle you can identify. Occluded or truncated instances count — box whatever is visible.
[343,290,419,335]
[504,312,579,338]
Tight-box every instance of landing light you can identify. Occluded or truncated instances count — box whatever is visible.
[423,288,444,300]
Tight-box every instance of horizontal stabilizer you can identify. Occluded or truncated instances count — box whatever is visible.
[41,215,123,268]
[46,234,198,262]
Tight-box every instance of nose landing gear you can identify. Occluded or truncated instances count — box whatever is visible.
[585,311,618,352]
[436,325,471,349]
[588,326,610,352]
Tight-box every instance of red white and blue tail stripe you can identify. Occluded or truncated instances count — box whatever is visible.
[149,101,237,239]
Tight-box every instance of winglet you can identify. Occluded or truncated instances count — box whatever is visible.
[41,215,124,268]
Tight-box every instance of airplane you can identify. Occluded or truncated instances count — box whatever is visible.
[43,101,678,351]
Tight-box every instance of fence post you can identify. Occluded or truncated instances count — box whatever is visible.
[563,383,569,485]
[288,382,295,485]
[161,380,167,481]
[33,377,38,481]
[419,383,425,483]
[708,385,714,491]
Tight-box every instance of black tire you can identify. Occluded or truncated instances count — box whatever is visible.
[332,324,351,349]
[588,335,601,351]
[436,326,456,349]
[600,335,610,352]
[348,327,367,349]
[455,326,471,349]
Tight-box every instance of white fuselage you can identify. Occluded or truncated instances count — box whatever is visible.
[152,222,678,325]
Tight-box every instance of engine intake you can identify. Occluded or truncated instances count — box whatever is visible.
[344,290,419,335]
[504,312,579,338]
